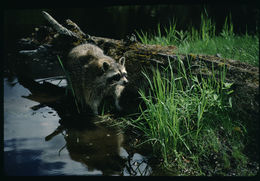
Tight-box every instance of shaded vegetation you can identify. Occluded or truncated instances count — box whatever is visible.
[118,57,256,175]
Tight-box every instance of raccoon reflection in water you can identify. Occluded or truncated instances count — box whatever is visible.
[66,43,128,114]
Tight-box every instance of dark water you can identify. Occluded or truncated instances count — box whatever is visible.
[3,77,153,176]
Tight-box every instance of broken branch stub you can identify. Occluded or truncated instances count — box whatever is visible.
[65,19,88,39]
[42,11,79,40]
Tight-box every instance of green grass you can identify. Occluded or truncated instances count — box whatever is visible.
[124,14,258,175]
[136,14,259,66]
[125,57,250,175]
[178,34,259,66]
[57,55,81,113]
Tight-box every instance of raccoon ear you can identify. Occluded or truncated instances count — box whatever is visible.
[119,57,125,66]
[102,62,110,72]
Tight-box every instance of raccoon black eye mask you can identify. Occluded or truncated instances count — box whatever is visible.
[107,73,127,84]
[108,74,121,82]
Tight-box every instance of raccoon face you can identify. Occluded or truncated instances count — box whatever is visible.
[105,57,128,87]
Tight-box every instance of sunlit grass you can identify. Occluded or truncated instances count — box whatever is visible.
[177,34,259,66]
[136,14,259,66]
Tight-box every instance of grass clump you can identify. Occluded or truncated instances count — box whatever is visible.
[136,14,259,66]
[127,57,250,175]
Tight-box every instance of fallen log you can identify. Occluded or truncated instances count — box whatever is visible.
[17,11,258,125]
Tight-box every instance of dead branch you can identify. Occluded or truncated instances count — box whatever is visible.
[42,11,79,39]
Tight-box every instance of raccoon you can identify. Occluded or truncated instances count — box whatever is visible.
[66,43,128,115]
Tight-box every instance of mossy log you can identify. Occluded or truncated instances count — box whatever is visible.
[18,11,259,123]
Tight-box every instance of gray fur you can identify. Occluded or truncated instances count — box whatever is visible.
[67,43,128,114]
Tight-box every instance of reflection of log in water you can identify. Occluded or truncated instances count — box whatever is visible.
[64,121,125,175]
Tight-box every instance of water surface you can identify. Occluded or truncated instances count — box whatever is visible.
[3,77,152,176]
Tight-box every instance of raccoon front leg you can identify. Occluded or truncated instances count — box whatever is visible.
[114,85,125,111]
[115,99,122,111]
[89,99,101,115]
[83,90,100,115]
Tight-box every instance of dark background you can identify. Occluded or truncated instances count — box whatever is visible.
[3,1,259,51]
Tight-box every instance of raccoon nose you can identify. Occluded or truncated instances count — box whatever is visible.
[123,79,128,85]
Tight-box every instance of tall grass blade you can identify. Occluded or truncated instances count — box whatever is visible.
[57,55,81,113]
